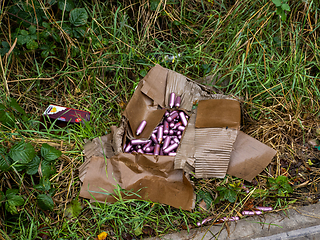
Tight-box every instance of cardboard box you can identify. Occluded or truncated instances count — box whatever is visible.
[78,65,276,210]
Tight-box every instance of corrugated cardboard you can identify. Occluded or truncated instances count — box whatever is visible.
[79,154,195,210]
[227,131,277,181]
[195,99,241,129]
[174,109,196,173]
[140,64,168,108]
[194,128,238,178]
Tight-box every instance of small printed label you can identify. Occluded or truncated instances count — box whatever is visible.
[45,105,66,115]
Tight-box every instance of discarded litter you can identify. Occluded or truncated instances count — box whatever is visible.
[41,104,90,128]
[78,64,277,211]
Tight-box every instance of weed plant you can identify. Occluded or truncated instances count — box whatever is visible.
[1,0,320,239]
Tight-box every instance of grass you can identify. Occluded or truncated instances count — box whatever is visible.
[0,0,320,239]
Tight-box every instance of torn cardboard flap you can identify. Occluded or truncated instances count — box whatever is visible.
[227,131,277,182]
[194,128,238,178]
[164,70,213,111]
[195,99,241,129]
[79,153,195,211]
[123,81,166,139]
[140,64,168,108]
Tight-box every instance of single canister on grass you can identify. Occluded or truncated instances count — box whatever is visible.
[255,207,273,211]
[136,120,147,135]
[242,211,262,215]
[169,92,176,108]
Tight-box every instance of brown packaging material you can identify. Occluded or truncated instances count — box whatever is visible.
[195,99,241,129]
[164,70,213,111]
[194,128,238,178]
[83,134,114,160]
[123,81,166,139]
[227,131,277,182]
[79,153,195,211]
[174,109,196,174]
[140,64,168,108]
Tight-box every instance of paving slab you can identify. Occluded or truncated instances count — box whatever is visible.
[146,202,320,240]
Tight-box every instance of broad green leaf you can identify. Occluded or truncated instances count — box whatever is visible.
[34,178,51,192]
[225,189,237,202]
[197,190,214,208]
[7,194,24,206]
[17,35,30,45]
[41,50,49,58]
[0,48,7,56]
[26,39,38,50]
[40,160,56,178]
[41,143,62,161]
[69,8,88,26]
[281,11,286,20]
[64,199,83,218]
[20,30,29,36]
[6,188,19,196]
[281,3,290,11]
[58,0,74,12]
[9,98,25,115]
[5,202,18,214]
[272,0,282,7]
[0,149,12,171]
[29,25,37,34]
[1,41,9,48]
[37,194,54,211]
[9,141,36,164]
[26,155,40,175]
